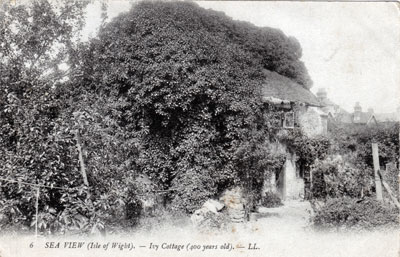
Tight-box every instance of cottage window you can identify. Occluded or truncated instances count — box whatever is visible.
[283,112,295,128]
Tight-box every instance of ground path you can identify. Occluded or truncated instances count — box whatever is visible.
[0,200,398,257]
[242,199,399,257]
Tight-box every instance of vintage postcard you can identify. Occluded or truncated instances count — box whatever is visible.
[0,0,399,256]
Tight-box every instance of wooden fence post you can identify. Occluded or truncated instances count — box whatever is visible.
[35,187,40,237]
[372,143,383,201]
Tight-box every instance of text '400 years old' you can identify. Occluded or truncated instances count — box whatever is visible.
[149,242,260,251]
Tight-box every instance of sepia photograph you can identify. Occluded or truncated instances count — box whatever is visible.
[0,0,399,256]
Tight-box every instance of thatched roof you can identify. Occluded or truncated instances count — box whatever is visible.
[261,70,321,107]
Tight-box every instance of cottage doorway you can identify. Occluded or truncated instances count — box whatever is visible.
[276,153,304,201]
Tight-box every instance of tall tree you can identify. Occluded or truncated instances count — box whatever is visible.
[0,0,89,232]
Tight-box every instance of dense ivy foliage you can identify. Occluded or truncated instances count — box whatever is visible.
[281,129,331,168]
[73,1,312,212]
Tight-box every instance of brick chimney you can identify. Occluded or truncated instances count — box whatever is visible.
[316,88,327,102]
[354,102,362,122]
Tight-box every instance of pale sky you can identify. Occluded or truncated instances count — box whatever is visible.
[84,1,400,113]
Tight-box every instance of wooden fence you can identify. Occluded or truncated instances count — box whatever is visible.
[371,143,400,209]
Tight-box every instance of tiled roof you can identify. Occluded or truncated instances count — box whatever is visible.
[337,112,376,124]
[261,70,321,106]
[354,112,372,124]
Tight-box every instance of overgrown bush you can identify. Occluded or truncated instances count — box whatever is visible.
[329,123,399,169]
[260,192,283,208]
[313,197,399,230]
[310,156,374,199]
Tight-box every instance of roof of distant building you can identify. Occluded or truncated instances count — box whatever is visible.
[354,112,375,124]
[336,111,377,125]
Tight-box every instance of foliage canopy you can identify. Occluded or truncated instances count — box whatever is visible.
[74,1,313,212]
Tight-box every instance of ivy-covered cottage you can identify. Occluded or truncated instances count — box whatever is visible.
[261,70,326,200]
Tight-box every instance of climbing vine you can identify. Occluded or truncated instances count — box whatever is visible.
[277,128,331,198]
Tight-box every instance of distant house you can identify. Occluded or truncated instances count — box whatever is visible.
[334,102,378,126]
[260,70,326,201]
[315,88,395,127]
[333,102,400,127]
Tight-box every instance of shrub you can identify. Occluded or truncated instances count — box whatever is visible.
[310,156,374,199]
[329,123,399,170]
[135,208,191,232]
[313,197,399,230]
[260,192,283,208]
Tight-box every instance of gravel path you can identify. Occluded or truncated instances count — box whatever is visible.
[0,200,398,257]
